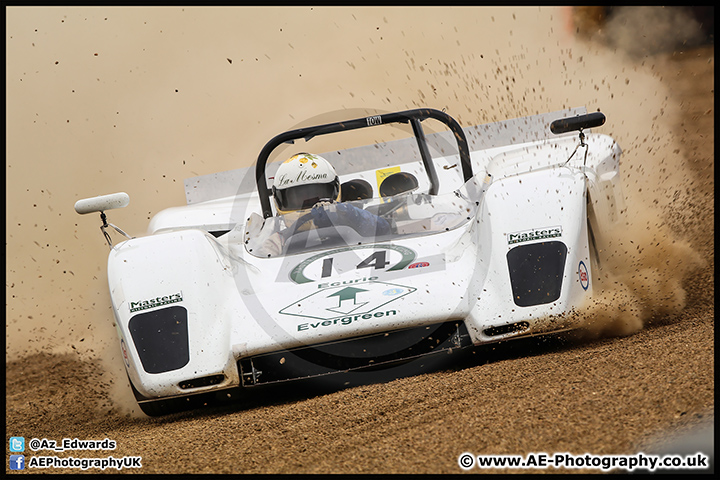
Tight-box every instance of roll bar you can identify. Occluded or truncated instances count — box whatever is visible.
[255,108,472,219]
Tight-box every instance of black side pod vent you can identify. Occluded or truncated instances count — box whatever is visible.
[129,306,190,374]
[507,241,567,307]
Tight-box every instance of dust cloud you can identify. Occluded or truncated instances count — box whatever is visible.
[6,7,708,406]
[565,7,710,338]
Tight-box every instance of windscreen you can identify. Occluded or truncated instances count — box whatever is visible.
[244,183,480,258]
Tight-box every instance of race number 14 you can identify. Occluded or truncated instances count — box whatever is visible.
[321,251,390,278]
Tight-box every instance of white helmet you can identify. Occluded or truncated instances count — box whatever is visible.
[272,153,340,213]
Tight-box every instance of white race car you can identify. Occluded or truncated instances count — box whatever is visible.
[76,107,623,416]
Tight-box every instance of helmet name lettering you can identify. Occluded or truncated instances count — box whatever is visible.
[275,170,329,188]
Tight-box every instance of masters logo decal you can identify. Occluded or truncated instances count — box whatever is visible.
[507,226,562,245]
[129,292,183,313]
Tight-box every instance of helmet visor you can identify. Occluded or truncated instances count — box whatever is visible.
[274,180,340,212]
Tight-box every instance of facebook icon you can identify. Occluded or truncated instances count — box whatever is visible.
[9,455,25,471]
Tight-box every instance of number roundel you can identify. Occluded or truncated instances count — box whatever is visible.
[289,245,416,284]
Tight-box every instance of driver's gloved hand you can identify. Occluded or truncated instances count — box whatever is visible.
[310,202,390,237]
[309,201,336,228]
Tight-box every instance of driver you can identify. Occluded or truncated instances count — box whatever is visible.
[251,153,390,256]
[272,152,342,225]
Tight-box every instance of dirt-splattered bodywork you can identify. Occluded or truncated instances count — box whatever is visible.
[77,108,623,415]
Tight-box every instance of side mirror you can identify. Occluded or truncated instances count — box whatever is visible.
[550,112,606,135]
[551,112,607,167]
[74,192,129,215]
[75,192,131,247]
